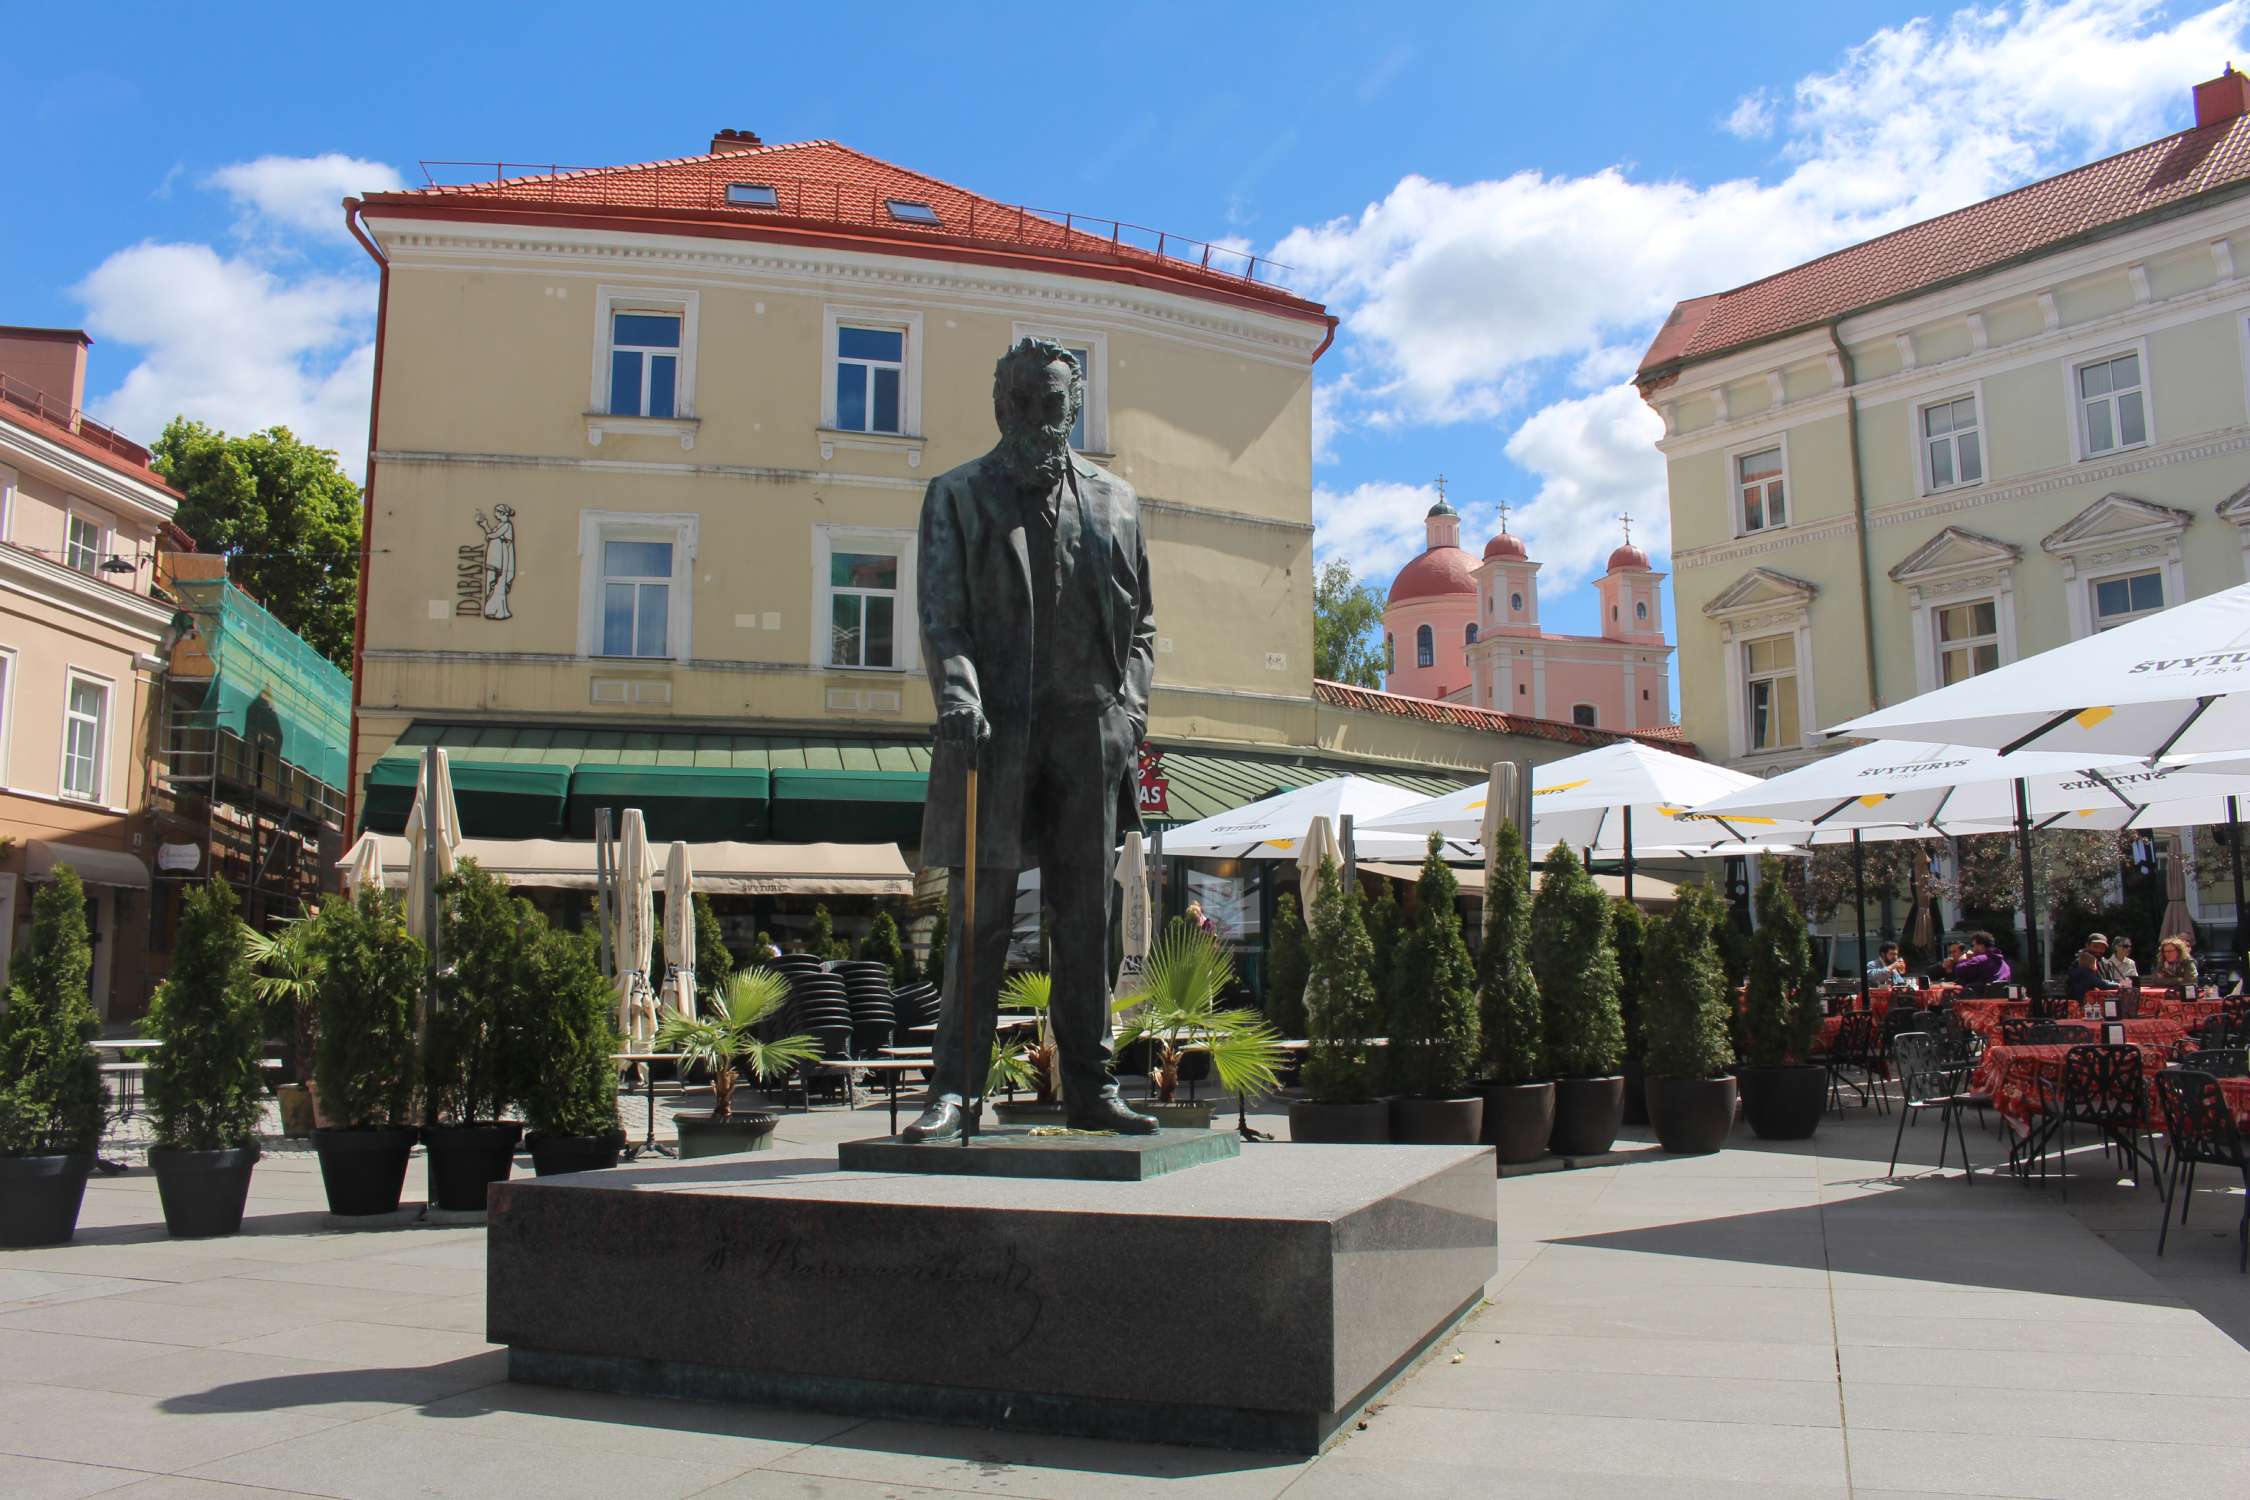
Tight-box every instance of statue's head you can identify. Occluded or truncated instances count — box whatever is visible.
[493,503,515,519]
[990,338,1084,485]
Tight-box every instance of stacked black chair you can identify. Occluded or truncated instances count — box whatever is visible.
[2155,1069,2250,1272]
[838,960,898,1057]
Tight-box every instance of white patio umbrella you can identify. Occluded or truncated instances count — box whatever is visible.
[1115,830,1152,985]
[400,748,459,947]
[1294,814,1341,911]
[662,840,696,1021]
[1156,776,1445,862]
[1826,581,2250,760]
[614,809,656,1047]
[338,832,383,901]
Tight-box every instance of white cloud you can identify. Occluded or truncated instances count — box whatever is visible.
[1505,384,1669,594]
[1311,479,1443,584]
[77,242,376,478]
[206,153,404,242]
[1723,90,1776,140]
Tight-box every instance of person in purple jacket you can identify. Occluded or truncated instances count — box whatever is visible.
[1950,931,2013,990]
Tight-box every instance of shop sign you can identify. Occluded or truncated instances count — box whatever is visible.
[156,842,202,872]
[1135,745,1169,816]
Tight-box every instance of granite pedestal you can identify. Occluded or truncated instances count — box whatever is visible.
[836,1126,1239,1180]
[486,1142,1495,1453]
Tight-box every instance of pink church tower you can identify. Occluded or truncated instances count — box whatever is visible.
[1380,481,1480,701]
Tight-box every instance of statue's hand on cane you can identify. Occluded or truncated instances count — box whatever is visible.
[938,705,990,744]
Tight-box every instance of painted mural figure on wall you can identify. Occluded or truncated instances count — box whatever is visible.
[474,505,517,620]
[903,338,1161,1142]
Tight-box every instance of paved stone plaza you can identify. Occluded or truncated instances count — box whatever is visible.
[5,1099,2250,1498]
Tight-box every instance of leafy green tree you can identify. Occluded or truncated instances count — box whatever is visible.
[857,909,913,990]
[150,419,362,667]
[146,881,264,1150]
[0,867,103,1156]
[1742,859,1820,1069]
[1265,891,1310,1038]
[689,893,734,1009]
[1530,843,1624,1078]
[805,904,849,962]
[311,890,424,1128]
[430,860,540,1124]
[1364,876,1403,1011]
[1642,883,1735,1080]
[1388,833,1481,1096]
[1302,858,1382,1104]
[1477,822,1544,1083]
[521,928,621,1139]
[1313,558,1389,687]
[1610,896,1648,1072]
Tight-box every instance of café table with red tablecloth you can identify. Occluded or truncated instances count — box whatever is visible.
[1972,1031,2226,1139]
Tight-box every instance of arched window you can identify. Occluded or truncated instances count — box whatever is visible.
[1465,622,1479,645]
[1415,624,1434,668]
[1636,600,1649,622]
[1572,704,1598,727]
[1384,634,1395,671]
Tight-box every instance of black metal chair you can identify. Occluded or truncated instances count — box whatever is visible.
[2154,1069,2250,1272]
[1820,1011,1884,1112]
[1998,1017,2046,1046]
[2035,1044,2160,1199]
[2179,1048,2250,1078]
[1888,1032,1978,1183]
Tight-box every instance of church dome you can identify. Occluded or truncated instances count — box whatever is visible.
[1606,542,1652,572]
[1387,546,1477,604]
[1483,532,1527,561]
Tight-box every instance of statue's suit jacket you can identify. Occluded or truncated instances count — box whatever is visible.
[917,451,1157,869]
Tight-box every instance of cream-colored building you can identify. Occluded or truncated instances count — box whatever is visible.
[0,327,180,1016]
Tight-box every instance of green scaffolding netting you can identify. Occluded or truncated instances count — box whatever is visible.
[171,577,351,791]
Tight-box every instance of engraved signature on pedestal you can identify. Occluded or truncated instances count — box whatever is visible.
[703,1231,1045,1355]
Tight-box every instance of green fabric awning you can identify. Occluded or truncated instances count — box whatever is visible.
[361,756,572,839]
[769,767,927,844]
[567,764,771,842]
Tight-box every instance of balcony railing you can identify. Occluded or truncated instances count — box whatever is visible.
[0,370,154,468]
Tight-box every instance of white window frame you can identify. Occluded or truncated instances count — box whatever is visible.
[2066,339,2153,462]
[58,668,112,805]
[64,509,106,576]
[576,511,698,664]
[1009,322,1110,454]
[1914,384,1986,495]
[588,285,700,420]
[1931,596,2004,685]
[821,305,925,438]
[1727,434,1790,539]
[1741,633,1802,756]
[0,464,15,542]
[812,525,918,673]
[0,646,15,786]
[2088,566,2167,633]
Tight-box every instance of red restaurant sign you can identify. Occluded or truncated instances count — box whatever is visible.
[1136,744,1169,816]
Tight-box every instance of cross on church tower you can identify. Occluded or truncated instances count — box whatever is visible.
[1618,512,1634,545]
[1496,499,1511,533]
[1434,473,1447,505]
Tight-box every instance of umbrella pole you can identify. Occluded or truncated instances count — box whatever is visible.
[419,746,440,1131]
[960,766,979,1149]
[2231,796,2247,986]
[1853,829,1869,1011]
[1622,806,1635,903]
[2014,778,2041,993]
[593,809,614,978]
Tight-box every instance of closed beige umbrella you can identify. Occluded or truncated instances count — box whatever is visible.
[338,832,384,901]
[1296,815,1340,912]
[2161,844,2193,949]
[663,840,697,1020]
[1480,760,1521,896]
[401,748,459,945]
[1115,830,1151,986]
[615,809,656,1046]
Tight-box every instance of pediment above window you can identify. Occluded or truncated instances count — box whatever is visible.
[1702,566,1818,620]
[1889,526,2021,585]
[2039,492,2192,559]
[2218,478,2250,528]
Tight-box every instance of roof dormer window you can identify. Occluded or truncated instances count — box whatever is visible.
[885,198,939,225]
[726,183,778,207]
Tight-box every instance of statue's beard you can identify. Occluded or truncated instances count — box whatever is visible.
[993,422,1073,488]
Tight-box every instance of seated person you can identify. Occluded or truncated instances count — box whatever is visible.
[1863,941,1907,989]
[2152,936,2200,991]
[1950,931,2013,991]
[1931,940,1965,983]
[2102,935,2139,988]
[2062,948,2109,1003]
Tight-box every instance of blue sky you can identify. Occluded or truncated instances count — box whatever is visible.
[6,1,2245,659]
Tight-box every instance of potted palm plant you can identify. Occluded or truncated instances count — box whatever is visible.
[655,968,820,1158]
[243,916,322,1137]
[1739,859,1825,1140]
[991,972,1066,1124]
[522,927,624,1175]
[1531,843,1627,1156]
[1289,856,1388,1143]
[144,881,265,1236]
[1641,882,1739,1154]
[1475,822,1550,1164]
[424,861,536,1211]
[1386,833,1484,1143]
[310,890,423,1216]
[1114,927,1283,1129]
[0,867,105,1247]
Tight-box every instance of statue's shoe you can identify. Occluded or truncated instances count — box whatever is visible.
[898,1100,965,1143]
[1065,1094,1159,1135]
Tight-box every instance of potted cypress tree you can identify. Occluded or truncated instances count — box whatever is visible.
[1363,876,1403,1014]
[1739,859,1826,1140]
[309,890,424,1216]
[1265,891,1309,1039]
[1641,882,1739,1154]
[523,927,625,1175]
[0,867,105,1247]
[424,860,536,1211]
[656,969,821,1157]
[145,881,265,1236]
[1531,842,1626,1156]
[1386,833,1483,1143]
[1475,822,1551,1164]
[858,908,913,990]
[1289,855,1388,1142]
[689,893,734,1011]
[1611,898,1651,1127]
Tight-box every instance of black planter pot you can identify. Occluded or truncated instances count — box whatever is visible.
[0,1152,94,1247]
[149,1145,260,1238]
[1287,1100,1389,1143]
[1478,1081,1555,1165]
[526,1130,625,1177]
[1739,1065,1827,1141]
[423,1122,523,1212]
[311,1126,417,1217]
[1142,1100,1217,1130]
[1388,1095,1485,1144]
[1645,1076,1739,1155]
[1548,1075,1626,1156]
[675,1112,778,1159]
[1620,1056,1650,1126]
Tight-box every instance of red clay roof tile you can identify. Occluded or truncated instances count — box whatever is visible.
[1314,679,1692,754]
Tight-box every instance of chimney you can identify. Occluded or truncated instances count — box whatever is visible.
[708,127,764,155]
[0,326,91,417]
[2195,65,2250,127]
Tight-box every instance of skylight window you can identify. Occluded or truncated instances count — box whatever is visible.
[726,183,778,207]
[885,198,939,225]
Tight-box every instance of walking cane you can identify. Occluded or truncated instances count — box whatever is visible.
[959,765,979,1148]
